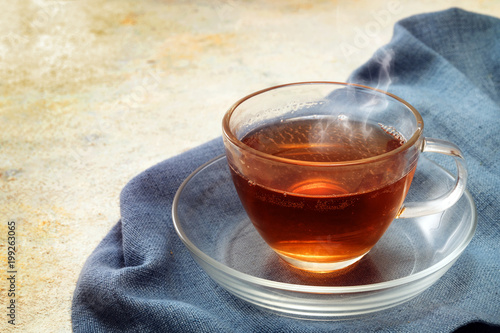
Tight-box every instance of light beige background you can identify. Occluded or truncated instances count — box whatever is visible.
[1,0,498,331]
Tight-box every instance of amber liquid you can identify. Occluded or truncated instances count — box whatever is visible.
[230,117,416,265]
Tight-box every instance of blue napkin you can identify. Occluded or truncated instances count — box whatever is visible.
[72,8,500,332]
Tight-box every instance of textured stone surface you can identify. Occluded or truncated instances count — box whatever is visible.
[0,0,498,331]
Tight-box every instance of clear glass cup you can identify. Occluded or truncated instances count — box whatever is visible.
[222,82,467,272]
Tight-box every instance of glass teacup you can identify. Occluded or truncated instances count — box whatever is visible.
[222,82,467,272]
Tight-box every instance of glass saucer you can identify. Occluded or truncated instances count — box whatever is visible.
[172,155,476,320]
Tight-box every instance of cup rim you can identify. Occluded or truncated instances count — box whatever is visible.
[222,81,424,166]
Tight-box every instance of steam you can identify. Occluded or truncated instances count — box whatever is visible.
[373,48,395,91]
[358,49,395,140]
[310,49,397,153]
[358,48,395,111]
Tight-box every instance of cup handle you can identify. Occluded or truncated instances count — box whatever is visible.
[397,137,468,219]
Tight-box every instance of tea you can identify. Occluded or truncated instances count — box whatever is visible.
[229,117,416,266]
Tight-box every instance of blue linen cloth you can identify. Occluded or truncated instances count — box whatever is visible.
[72,8,500,332]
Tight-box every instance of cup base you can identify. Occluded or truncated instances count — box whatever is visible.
[276,252,368,273]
